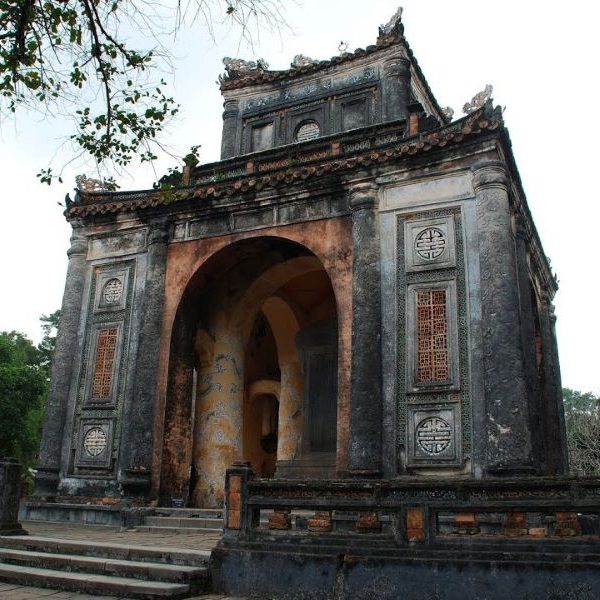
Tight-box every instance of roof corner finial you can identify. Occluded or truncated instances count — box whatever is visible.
[378,7,404,41]
[462,84,493,115]
[337,41,348,55]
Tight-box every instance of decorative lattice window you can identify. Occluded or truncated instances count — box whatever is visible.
[92,327,118,398]
[416,289,449,383]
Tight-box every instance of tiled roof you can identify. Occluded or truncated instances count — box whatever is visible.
[67,106,501,219]
[219,21,448,124]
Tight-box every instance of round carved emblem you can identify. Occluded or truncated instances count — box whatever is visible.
[415,228,446,260]
[295,120,320,143]
[83,427,107,457]
[416,417,452,455]
[102,278,123,304]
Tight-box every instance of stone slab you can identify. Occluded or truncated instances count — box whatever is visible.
[0,548,207,582]
[0,563,189,598]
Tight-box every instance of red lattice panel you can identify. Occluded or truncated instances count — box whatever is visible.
[417,289,449,383]
[92,328,118,398]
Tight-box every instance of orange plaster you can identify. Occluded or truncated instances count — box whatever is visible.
[151,217,353,497]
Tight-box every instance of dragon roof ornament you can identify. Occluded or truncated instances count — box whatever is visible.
[463,84,493,115]
[75,174,109,193]
[221,57,269,81]
[378,7,404,42]
[291,54,317,69]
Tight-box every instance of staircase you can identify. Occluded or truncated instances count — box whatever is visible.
[0,534,211,598]
[138,508,224,534]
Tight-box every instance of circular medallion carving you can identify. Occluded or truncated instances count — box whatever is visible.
[83,427,107,457]
[102,278,123,304]
[415,228,446,260]
[416,417,452,455]
[295,120,320,143]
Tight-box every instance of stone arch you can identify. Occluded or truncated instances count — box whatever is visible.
[158,235,341,507]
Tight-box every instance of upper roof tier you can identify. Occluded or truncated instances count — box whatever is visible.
[217,7,452,159]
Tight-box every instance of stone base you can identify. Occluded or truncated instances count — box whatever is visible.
[211,544,600,600]
[20,501,125,527]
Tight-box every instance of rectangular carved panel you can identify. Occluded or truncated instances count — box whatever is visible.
[92,327,119,399]
[417,289,449,383]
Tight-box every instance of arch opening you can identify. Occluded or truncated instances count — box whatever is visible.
[159,236,340,507]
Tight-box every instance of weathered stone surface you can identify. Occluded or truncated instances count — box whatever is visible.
[120,221,169,498]
[473,162,535,475]
[348,183,382,476]
[35,232,87,497]
[0,459,27,535]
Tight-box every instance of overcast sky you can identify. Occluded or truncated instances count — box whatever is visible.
[0,0,598,394]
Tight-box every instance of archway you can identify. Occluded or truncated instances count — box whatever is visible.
[159,237,339,507]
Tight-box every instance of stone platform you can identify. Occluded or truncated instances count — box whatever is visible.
[214,468,600,599]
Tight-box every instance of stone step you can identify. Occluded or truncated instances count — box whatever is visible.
[144,516,223,529]
[0,562,190,599]
[0,547,208,584]
[137,525,223,535]
[154,508,224,519]
[0,535,211,565]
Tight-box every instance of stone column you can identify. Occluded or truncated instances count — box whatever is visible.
[472,162,534,474]
[348,182,382,475]
[221,99,240,159]
[192,323,245,508]
[120,221,169,497]
[514,217,543,470]
[35,230,88,497]
[539,298,569,474]
[382,57,411,123]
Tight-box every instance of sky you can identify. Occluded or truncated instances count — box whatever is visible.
[0,0,598,394]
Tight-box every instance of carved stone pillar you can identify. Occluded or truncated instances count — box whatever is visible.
[192,326,245,507]
[348,183,382,475]
[514,217,543,470]
[539,298,569,474]
[35,230,88,497]
[120,221,169,497]
[221,99,240,159]
[472,162,534,475]
[382,57,411,123]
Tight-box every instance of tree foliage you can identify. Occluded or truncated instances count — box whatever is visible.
[0,331,47,467]
[563,388,600,476]
[0,0,285,186]
[38,309,60,377]
[0,313,60,468]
